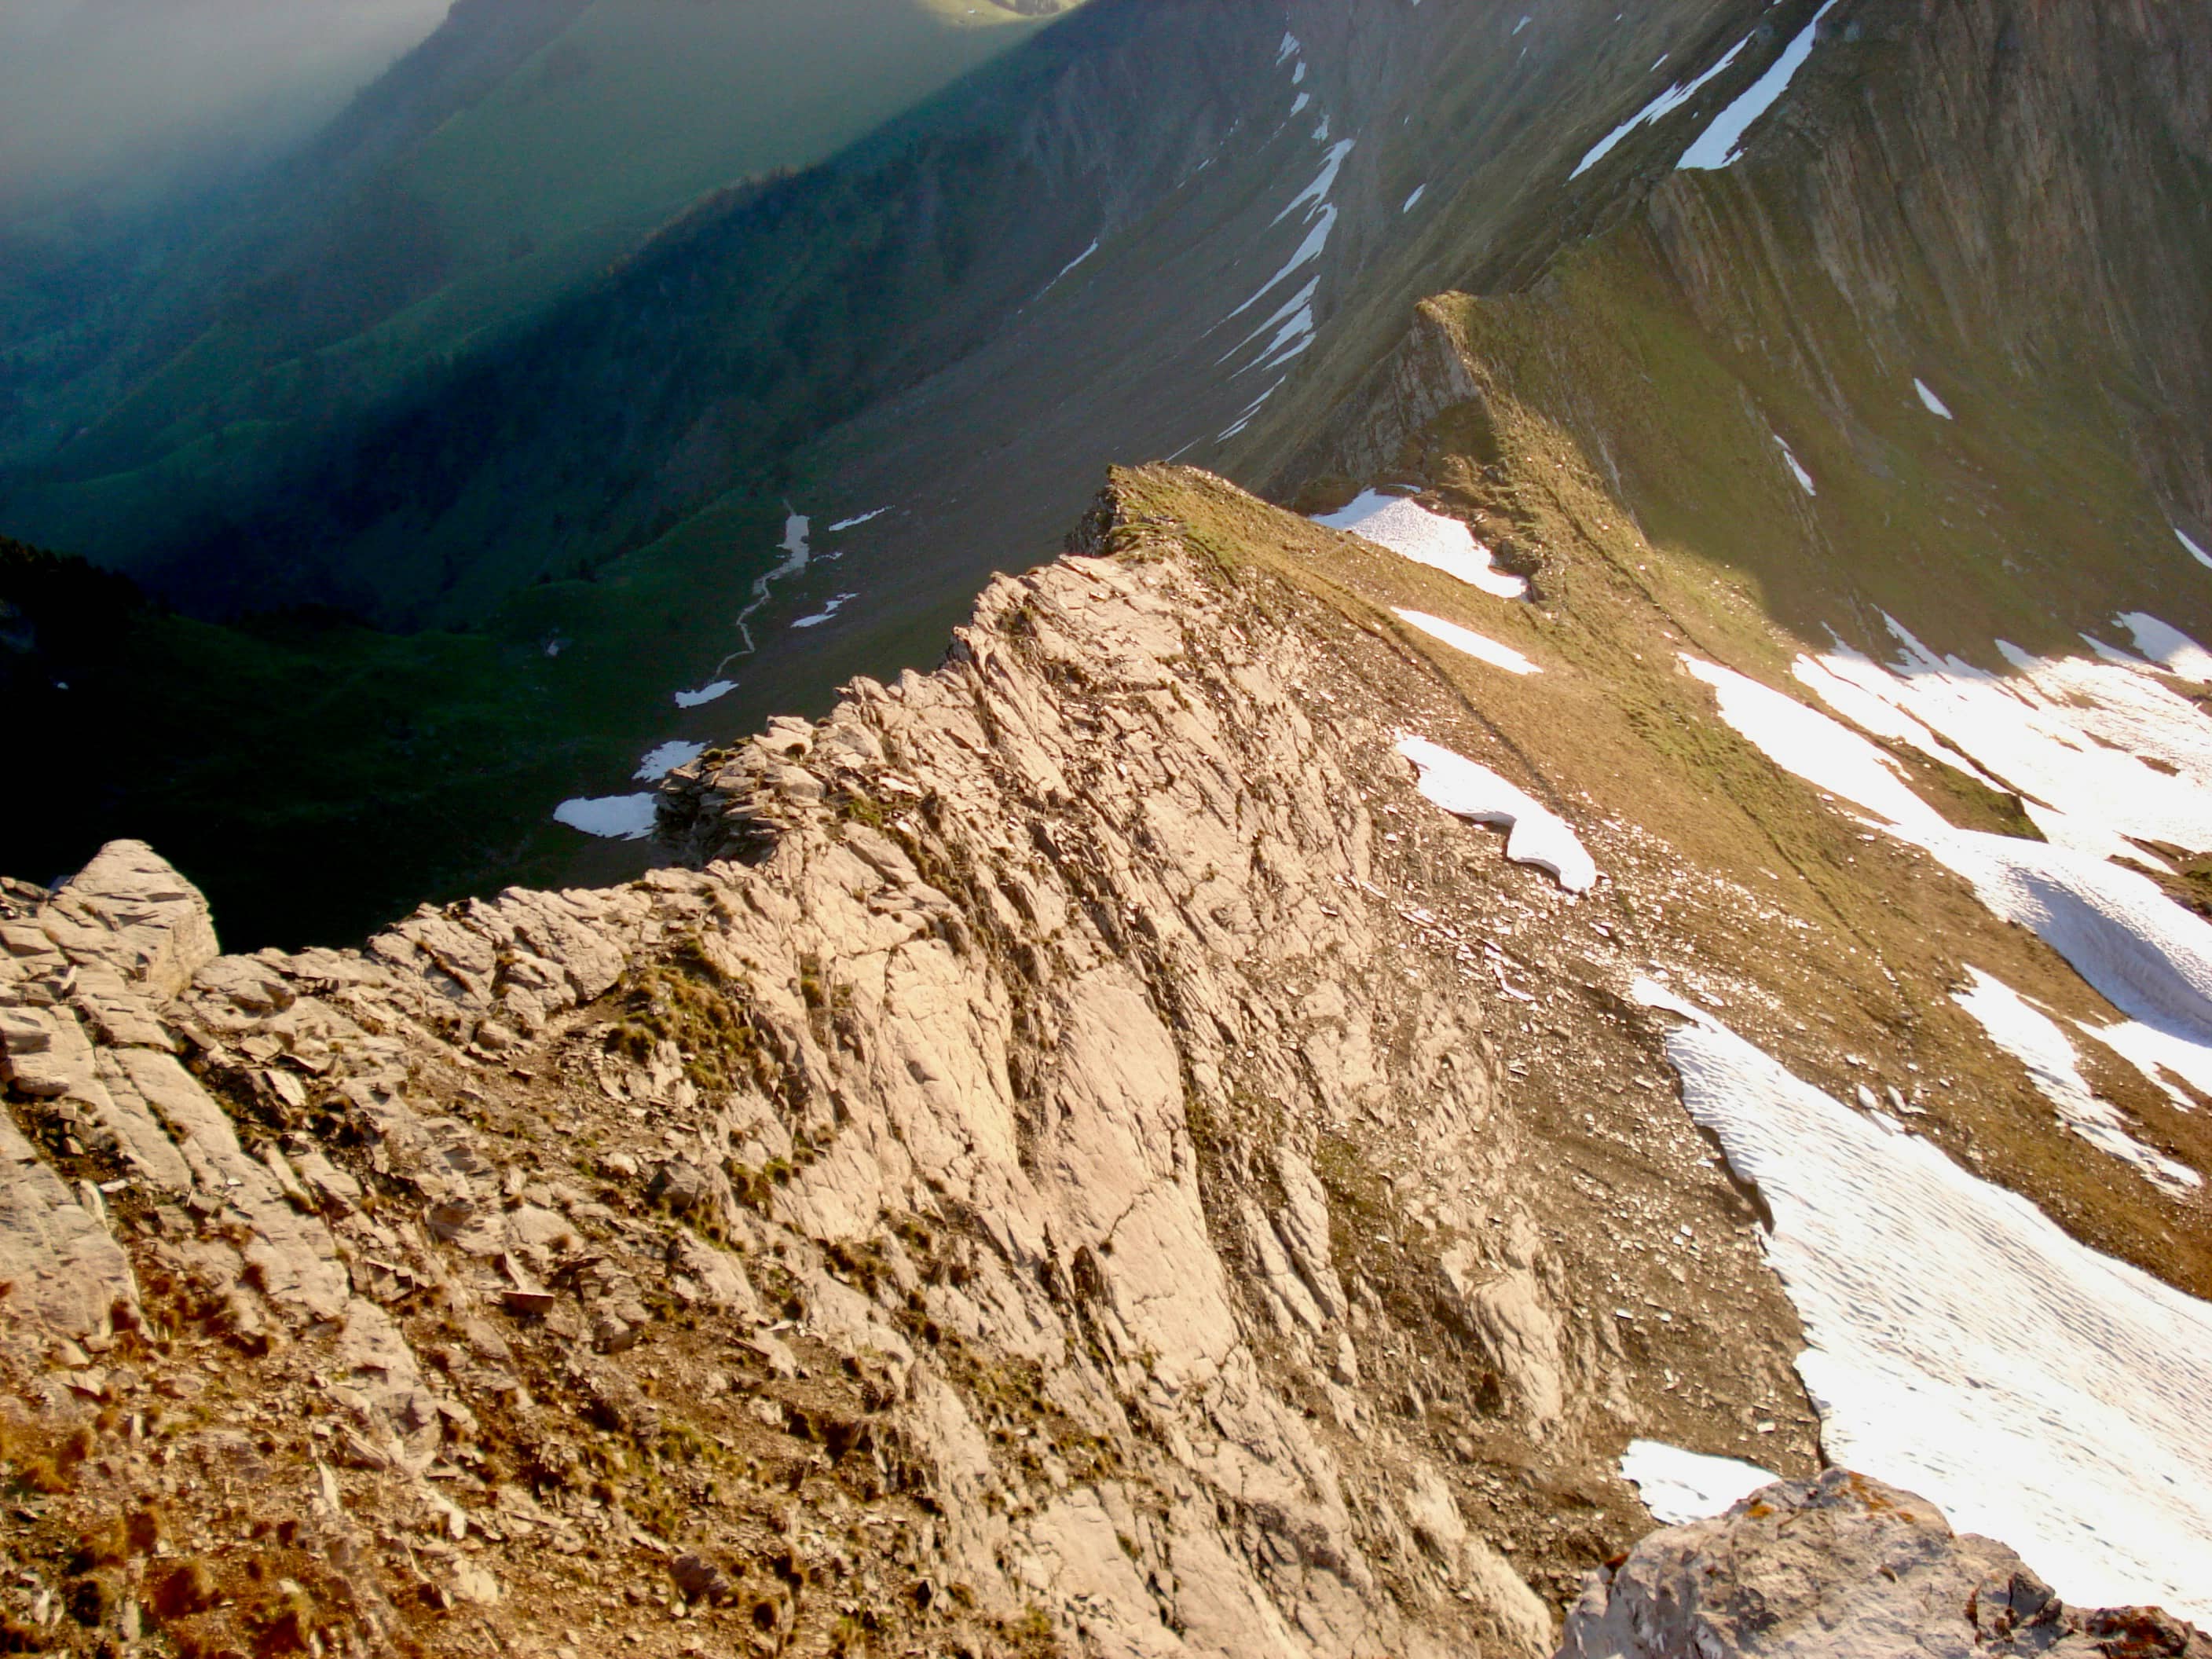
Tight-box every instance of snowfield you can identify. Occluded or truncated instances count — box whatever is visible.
[1634,981,2212,1622]
[1685,650,2211,1191]
[1782,617,2212,873]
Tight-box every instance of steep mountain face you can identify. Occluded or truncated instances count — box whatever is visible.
[1284,0,2212,665]
[2,462,2207,1659]
[42,0,1768,621]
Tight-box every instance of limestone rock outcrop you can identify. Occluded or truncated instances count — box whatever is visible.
[1559,1468,2210,1659]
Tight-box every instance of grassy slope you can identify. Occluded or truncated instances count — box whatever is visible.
[1146,4,2212,1312]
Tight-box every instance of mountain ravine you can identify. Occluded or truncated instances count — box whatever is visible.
[2,460,2208,1658]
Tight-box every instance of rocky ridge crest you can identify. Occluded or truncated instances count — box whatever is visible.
[0,470,2199,1659]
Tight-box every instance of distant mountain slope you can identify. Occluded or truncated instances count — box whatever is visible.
[0,0,1078,572]
[30,0,1778,624]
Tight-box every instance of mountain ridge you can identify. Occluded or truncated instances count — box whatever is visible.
[2,458,2209,1656]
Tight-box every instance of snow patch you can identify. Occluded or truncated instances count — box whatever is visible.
[633,741,705,782]
[1678,0,1840,170]
[1396,736,1596,892]
[1618,1441,1781,1525]
[1314,493,1528,599]
[1633,983,2212,1621]
[1393,609,1537,676]
[2175,525,2212,570]
[1914,378,1954,419]
[673,679,736,709]
[826,508,889,533]
[554,795,658,841]
[1401,184,1426,213]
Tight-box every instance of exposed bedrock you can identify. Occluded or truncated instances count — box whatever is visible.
[1561,1468,2212,1659]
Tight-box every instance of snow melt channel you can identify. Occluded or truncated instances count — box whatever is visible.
[1397,736,1596,892]
[1634,982,2212,1622]
[1315,493,1527,599]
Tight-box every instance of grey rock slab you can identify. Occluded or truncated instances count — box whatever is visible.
[0,1115,137,1340]
[1557,1468,2210,1659]
[42,840,219,998]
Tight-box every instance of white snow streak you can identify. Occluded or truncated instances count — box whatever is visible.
[825,508,889,533]
[1678,0,1840,170]
[1046,240,1098,288]
[1394,609,1538,676]
[1635,983,2212,1621]
[2176,525,2212,570]
[1571,34,1752,178]
[790,593,855,630]
[1223,207,1337,324]
[1397,736,1597,892]
[1774,434,1815,495]
[1914,378,1954,419]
